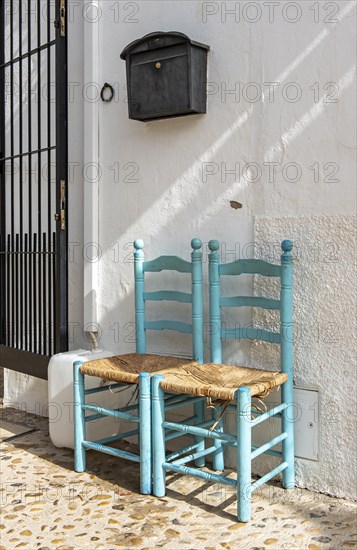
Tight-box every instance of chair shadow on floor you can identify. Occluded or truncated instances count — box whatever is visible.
[2,406,239,521]
[3,406,356,536]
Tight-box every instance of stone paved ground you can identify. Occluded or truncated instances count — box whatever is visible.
[0,407,356,550]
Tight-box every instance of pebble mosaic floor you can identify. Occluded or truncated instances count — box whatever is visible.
[0,407,356,550]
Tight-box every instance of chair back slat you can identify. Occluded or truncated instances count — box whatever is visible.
[134,239,203,363]
[220,259,281,277]
[144,291,192,303]
[143,256,192,273]
[144,320,193,334]
[220,296,280,310]
[208,239,293,369]
[221,327,281,344]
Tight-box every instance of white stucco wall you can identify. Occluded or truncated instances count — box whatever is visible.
[249,215,356,499]
[3,0,356,499]
[95,0,356,499]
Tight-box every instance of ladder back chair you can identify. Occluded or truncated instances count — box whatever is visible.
[73,238,204,495]
[152,239,294,521]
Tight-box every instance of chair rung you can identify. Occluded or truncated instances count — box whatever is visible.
[251,432,287,460]
[143,256,192,273]
[143,255,192,273]
[220,296,280,310]
[122,402,139,411]
[163,461,237,487]
[85,412,107,422]
[85,403,138,422]
[250,462,288,493]
[227,403,283,420]
[83,403,139,423]
[144,290,192,303]
[165,416,198,441]
[82,440,140,463]
[174,445,217,466]
[163,421,236,444]
[221,439,283,459]
[219,259,281,277]
[95,428,139,445]
[165,418,212,441]
[163,394,185,405]
[144,320,192,333]
[84,383,127,395]
[165,431,194,442]
[221,327,281,343]
[164,395,204,411]
[166,443,201,462]
[227,401,281,416]
[251,403,287,426]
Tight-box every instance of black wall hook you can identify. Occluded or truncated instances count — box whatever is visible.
[100,83,114,102]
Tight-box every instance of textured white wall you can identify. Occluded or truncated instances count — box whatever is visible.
[95,0,356,499]
[249,215,356,499]
[96,0,356,351]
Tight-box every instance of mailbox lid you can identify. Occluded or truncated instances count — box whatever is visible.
[121,32,209,121]
[120,31,209,59]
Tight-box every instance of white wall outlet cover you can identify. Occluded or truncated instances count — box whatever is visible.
[252,387,319,462]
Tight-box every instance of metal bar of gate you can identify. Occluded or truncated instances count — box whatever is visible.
[55,0,68,353]
[33,232,37,354]
[10,0,14,350]
[19,0,24,350]
[0,0,5,345]
[27,0,33,354]
[24,233,28,350]
[6,235,10,346]
[0,146,56,163]
[0,41,56,70]
[47,0,52,356]
[37,0,42,355]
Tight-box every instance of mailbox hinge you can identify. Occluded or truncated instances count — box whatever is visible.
[59,0,65,37]
[60,180,66,230]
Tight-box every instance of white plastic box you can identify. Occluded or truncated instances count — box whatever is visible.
[48,349,123,449]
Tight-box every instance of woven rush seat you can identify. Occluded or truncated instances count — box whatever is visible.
[159,363,288,401]
[80,353,199,384]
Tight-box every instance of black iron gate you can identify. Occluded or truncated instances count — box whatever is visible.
[0,0,68,379]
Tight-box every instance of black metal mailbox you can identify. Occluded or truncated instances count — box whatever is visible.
[120,32,210,122]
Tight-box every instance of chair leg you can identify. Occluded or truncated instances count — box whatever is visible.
[152,374,166,497]
[73,361,86,472]
[237,387,251,523]
[212,406,225,471]
[281,380,295,489]
[194,400,205,467]
[139,373,151,495]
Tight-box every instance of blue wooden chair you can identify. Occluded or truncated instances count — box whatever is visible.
[152,239,294,521]
[73,238,204,495]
